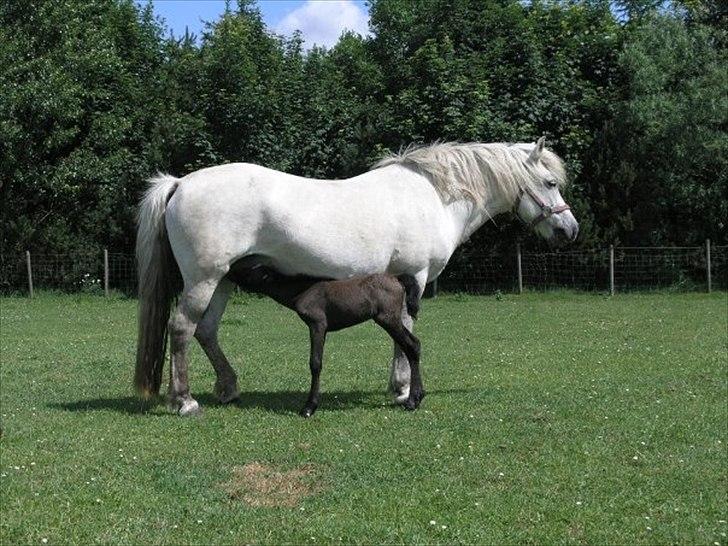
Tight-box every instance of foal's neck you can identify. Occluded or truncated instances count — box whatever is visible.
[245,270,320,309]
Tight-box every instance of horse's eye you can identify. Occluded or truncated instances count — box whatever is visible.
[545,179,558,188]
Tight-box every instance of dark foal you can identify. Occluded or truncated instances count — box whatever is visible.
[227,262,424,417]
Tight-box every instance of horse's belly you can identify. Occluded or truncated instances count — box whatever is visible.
[266,237,393,278]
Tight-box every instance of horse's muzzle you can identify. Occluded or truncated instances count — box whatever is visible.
[551,223,579,247]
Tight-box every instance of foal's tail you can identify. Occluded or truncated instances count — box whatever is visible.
[134,173,182,398]
[396,275,420,319]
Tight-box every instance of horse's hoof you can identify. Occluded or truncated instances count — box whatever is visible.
[179,400,202,417]
[393,386,410,405]
[299,407,316,418]
[403,400,417,411]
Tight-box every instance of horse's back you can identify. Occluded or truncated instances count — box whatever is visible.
[163,162,452,282]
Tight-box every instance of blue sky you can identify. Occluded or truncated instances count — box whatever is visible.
[143,0,370,48]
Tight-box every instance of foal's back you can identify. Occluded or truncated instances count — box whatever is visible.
[296,274,406,331]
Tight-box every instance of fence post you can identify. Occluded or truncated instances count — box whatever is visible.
[609,244,615,296]
[103,248,109,297]
[706,239,711,293]
[25,250,34,298]
[516,243,523,294]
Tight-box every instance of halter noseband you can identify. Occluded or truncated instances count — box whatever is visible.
[514,185,571,229]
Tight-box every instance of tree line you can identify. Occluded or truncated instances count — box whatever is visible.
[1,0,725,259]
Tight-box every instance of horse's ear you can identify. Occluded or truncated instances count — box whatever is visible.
[528,136,546,162]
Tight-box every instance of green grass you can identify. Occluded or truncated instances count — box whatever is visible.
[1,292,726,545]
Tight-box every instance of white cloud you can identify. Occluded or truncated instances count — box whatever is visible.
[275,0,370,49]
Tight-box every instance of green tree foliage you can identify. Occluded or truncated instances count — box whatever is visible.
[0,0,724,258]
[1,0,169,254]
[585,16,727,245]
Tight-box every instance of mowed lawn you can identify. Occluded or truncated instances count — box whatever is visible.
[0,292,726,545]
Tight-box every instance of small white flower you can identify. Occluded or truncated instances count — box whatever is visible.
[647,526,652,531]
[95,498,101,503]
[498,472,504,477]
[441,525,447,530]
[633,456,639,461]
[173,525,178,529]
[576,501,582,506]
[41,540,48,544]
[197,519,202,524]
[429,520,436,525]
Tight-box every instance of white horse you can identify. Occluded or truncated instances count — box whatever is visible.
[135,138,578,415]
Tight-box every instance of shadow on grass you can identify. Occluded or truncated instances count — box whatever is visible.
[48,388,475,416]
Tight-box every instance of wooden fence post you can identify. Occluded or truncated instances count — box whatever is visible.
[103,248,109,297]
[516,243,523,294]
[706,239,711,293]
[609,244,615,296]
[25,250,34,298]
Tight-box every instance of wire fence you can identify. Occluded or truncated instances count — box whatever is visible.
[1,243,726,297]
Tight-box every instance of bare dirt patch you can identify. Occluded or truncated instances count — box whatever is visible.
[223,462,323,507]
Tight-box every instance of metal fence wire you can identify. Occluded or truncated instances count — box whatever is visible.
[1,244,726,296]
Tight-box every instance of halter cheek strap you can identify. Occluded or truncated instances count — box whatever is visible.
[514,186,571,229]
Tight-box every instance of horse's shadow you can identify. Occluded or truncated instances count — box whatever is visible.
[49,388,473,416]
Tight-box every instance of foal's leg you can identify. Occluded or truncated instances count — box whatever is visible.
[389,272,426,403]
[168,280,219,416]
[194,278,240,403]
[381,321,423,410]
[301,323,326,418]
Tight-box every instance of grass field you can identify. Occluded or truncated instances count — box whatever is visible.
[1,292,726,545]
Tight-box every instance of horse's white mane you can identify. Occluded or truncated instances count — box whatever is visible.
[372,141,567,207]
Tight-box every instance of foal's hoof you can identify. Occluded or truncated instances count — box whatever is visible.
[178,399,202,417]
[216,389,240,404]
[299,407,316,418]
[215,383,241,404]
[403,399,418,411]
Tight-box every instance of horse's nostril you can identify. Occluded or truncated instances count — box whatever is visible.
[571,225,579,242]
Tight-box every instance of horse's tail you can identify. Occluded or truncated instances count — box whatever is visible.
[396,274,420,319]
[134,173,182,398]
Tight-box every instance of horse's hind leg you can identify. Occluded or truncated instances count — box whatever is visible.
[168,280,219,416]
[194,278,240,403]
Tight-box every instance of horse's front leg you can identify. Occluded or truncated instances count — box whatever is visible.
[194,278,240,403]
[301,324,326,418]
[389,310,414,403]
[389,273,426,404]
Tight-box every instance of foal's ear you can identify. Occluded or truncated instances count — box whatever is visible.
[528,136,546,162]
